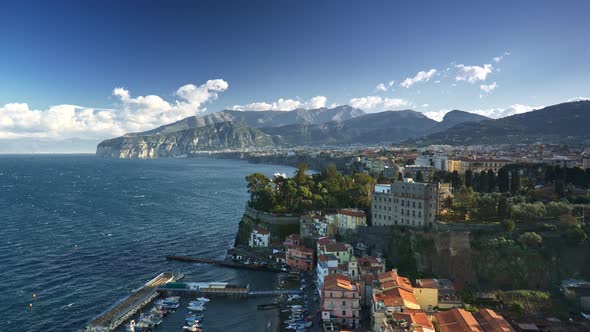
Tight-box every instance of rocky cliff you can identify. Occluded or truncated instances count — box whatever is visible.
[96,121,274,158]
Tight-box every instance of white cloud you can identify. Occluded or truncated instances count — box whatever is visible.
[349,96,411,112]
[567,96,590,102]
[455,64,493,83]
[493,51,511,63]
[0,79,229,139]
[422,109,451,122]
[230,95,328,112]
[470,104,542,118]
[480,82,497,93]
[400,69,437,88]
[375,80,395,92]
[421,104,429,107]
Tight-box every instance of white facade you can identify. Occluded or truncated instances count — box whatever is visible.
[372,179,440,228]
[316,255,339,294]
[415,154,448,171]
[249,228,270,247]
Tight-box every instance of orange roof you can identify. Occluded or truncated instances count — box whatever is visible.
[391,312,434,330]
[375,287,419,307]
[474,309,514,332]
[288,245,314,254]
[317,237,333,246]
[323,273,359,292]
[338,209,366,218]
[435,308,483,332]
[324,242,348,252]
[378,270,413,292]
[417,279,437,289]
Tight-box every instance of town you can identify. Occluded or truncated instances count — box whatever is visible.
[234,143,590,331]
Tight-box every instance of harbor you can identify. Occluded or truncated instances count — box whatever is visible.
[84,272,305,332]
[165,255,286,273]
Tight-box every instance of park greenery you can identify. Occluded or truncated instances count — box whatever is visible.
[246,163,375,214]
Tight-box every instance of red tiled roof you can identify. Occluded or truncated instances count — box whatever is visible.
[324,242,348,252]
[254,227,270,235]
[323,273,359,292]
[338,209,366,218]
[391,312,434,330]
[474,309,514,332]
[435,308,483,332]
[416,279,437,289]
[317,237,333,246]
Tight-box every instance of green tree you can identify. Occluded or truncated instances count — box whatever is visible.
[415,171,425,182]
[475,195,498,220]
[451,170,462,189]
[465,170,473,188]
[498,168,510,193]
[294,162,309,185]
[502,219,515,233]
[487,169,496,193]
[479,171,489,193]
[497,195,510,220]
[510,170,521,194]
[518,232,543,246]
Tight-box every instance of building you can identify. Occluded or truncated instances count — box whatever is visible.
[380,312,435,332]
[404,165,434,181]
[321,273,361,328]
[317,254,339,294]
[446,158,512,174]
[286,245,314,271]
[473,309,515,332]
[542,156,578,168]
[319,241,354,264]
[300,214,330,239]
[415,154,448,171]
[434,308,483,332]
[284,234,300,247]
[371,270,422,332]
[357,256,386,306]
[583,154,590,170]
[416,278,462,309]
[372,179,452,228]
[334,209,367,230]
[249,227,270,247]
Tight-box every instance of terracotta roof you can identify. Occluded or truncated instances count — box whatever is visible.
[435,308,483,332]
[288,245,314,254]
[375,287,419,307]
[417,279,438,289]
[317,237,333,246]
[253,227,270,235]
[391,312,434,330]
[323,273,359,292]
[324,242,348,252]
[473,309,514,332]
[338,209,366,218]
[378,270,413,292]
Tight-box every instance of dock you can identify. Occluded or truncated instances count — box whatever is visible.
[84,272,183,332]
[166,255,285,273]
[158,281,301,298]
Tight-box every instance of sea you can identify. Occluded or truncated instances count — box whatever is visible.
[0,155,296,332]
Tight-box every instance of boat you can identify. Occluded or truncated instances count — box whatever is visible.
[187,305,206,311]
[183,322,202,331]
[196,297,210,303]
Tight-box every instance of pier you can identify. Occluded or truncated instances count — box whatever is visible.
[84,272,183,332]
[165,255,285,273]
[158,281,301,298]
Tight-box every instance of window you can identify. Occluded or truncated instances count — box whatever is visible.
[342,300,346,306]
[342,311,346,316]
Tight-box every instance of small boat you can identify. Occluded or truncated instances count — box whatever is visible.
[187,305,206,311]
[196,297,210,303]
[183,322,202,331]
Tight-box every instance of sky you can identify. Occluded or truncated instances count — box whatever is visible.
[0,0,589,150]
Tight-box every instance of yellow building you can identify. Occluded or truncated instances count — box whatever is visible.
[446,158,512,174]
[414,286,438,312]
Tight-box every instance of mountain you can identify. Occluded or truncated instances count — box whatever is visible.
[96,121,274,158]
[415,101,590,145]
[426,110,489,134]
[262,110,439,145]
[130,105,365,136]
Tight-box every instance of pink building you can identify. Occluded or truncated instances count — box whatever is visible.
[286,245,315,271]
[284,233,300,247]
[321,273,361,328]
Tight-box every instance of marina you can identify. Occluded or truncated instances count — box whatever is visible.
[165,255,285,273]
[85,272,303,332]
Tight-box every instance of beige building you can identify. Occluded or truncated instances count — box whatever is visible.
[446,158,512,174]
[372,179,451,228]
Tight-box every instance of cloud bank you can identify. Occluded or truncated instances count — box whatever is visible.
[0,79,228,139]
[230,95,328,111]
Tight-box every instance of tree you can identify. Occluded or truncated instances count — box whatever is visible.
[465,170,473,188]
[451,171,462,189]
[479,171,489,193]
[475,195,498,220]
[487,169,496,193]
[397,172,403,182]
[510,170,521,194]
[294,162,309,185]
[511,202,547,223]
[498,168,510,193]
[497,195,510,220]
[415,171,425,182]
[502,219,516,233]
[518,232,543,246]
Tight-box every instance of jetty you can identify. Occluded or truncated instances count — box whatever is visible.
[158,281,301,298]
[84,272,183,332]
[166,255,285,273]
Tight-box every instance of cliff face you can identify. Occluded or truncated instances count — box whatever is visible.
[96,122,274,158]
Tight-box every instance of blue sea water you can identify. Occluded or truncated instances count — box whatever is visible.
[0,155,295,332]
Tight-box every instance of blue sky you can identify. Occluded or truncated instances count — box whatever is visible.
[0,0,589,143]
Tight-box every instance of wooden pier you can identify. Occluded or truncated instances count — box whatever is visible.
[166,255,285,273]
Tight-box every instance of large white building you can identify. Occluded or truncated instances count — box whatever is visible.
[371,179,451,228]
